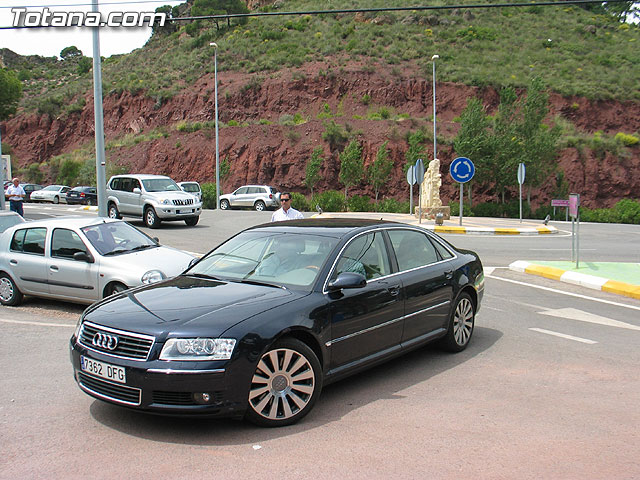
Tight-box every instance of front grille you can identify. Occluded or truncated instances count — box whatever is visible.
[152,390,224,406]
[78,372,141,405]
[172,198,194,206]
[79,321,155,360]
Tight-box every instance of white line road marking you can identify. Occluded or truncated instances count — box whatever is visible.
[529,328,598,344]
[484,267,496,276]
[538,307,640,331]
[486,274,640,312]
[0,318,75,328]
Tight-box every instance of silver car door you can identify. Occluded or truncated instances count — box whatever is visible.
[7,227,49,296]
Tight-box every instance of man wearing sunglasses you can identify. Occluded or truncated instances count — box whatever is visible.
[271,192,304,222]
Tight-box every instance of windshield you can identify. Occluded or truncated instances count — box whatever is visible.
[142,178,181,192]
[43,185,61,191]
[181,183,200,193]
[81,221,158,256]
[189,231,338,290]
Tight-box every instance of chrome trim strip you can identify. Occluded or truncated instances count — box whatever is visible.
[329,300,451,345]
[82,321,156,341]
[77,377,141,406]
[404,301,450,318]
[147,368,225,374]
[330,315,404,345]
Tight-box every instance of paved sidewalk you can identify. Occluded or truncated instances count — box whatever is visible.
[311,211,558,235]
[510,260,640,300]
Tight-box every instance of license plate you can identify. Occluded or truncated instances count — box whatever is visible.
[81,356,126,384]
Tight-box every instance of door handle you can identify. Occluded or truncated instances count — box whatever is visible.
[9,259,17,265]
[445,270,454,280]
[49,265,59,272]
[388,286,400,296]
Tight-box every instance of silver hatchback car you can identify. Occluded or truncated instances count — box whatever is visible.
[219,185,280,211]
[0,217,195,305]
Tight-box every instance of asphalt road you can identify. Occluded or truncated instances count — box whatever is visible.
[1,204,639,479]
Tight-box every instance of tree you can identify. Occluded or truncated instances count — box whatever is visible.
[60,46,82,60]
[339,140,363,202]
[404,130,427,174]
[453,97,493,204]
[0,68,23,120]
[191,0,249,30]
[368,141,393,207]
[305,147,323,198]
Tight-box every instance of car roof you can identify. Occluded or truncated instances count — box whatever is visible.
[0,210,22,216]
[110,174,171,180]
[178,181,199,185]
[244,218,404,238]
[3,216,121,231]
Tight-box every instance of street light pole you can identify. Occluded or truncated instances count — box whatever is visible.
[210,42,220,210]
[431,54,439,161]
[92,0,107,217]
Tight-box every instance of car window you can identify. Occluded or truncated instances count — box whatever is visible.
[11,227,46,255]
[388,230,440,271]
[181,183,199,193]
[110,178,121,190]
[142,178,180,192]
[61,187,70,193]
[51,229,88,259]
[431,238,454,260]
[331,231,390,281]
[82,221,157,256]
[43,186,59,191]
[247,187,262,194]
[235,187,248,195]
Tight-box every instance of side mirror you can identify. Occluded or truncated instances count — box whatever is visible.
[327,272,366,292]
[153,237,160,244]
[73,251,95,264]
[133,187,142,194]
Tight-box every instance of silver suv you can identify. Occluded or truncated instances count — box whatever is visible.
[219,185,280,211]
[106,174,202,228]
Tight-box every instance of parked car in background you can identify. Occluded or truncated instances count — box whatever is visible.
[219,185,280,211]
[106,174,202,228]
[30,185,71,204]
[0,217,196,306]
[0,211,25,233]
[177,181,202,202]
[69,219,484,426]
[20,183,44,202]
[66,186,97,206]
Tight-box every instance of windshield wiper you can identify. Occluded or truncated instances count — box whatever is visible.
[185,272,224,281]
[102,248,128,256]
[130,244,156,252]
[235,278,284,289]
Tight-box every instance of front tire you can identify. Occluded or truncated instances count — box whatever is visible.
[245,338,322,427]
[0,273,24,306]
[439,292,475,352]
[254,200,266,211]
[105,282,127,297]
[53,196,59,204]
[185,216,199,226]
[108,203,121,219]
[220,199,230,210]
[144,206,161,229]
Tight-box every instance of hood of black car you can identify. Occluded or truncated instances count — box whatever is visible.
[83,275,305,339]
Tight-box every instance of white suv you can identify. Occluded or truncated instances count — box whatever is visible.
[106,174,202,228]
[219,185,280,211]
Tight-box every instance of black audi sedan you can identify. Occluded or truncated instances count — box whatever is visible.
[70,219,484,427]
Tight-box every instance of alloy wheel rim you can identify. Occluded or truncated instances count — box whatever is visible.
[453,298,474,346]
[249,348,315,421]
[0,278,14,302]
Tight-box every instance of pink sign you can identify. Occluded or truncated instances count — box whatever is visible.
[551,199,569,207]
[569,194,580,218]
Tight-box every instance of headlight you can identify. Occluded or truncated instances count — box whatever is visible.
[161,198,171,205]
[141,270,165,284]
[159,338,236,361]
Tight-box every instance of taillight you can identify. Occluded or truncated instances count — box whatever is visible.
[269,194,273,199]
[80,193,85,197]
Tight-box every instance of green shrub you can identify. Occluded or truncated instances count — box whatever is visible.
[377,198,409,213]
[290,192,310,212]
[201,182,218,209]
[469,202,501,217]
[348,195,373,212]
[314,190,345,212]
[615,132,639,146]
[613,199,640,223]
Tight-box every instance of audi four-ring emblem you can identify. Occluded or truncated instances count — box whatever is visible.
[92,332,119,350]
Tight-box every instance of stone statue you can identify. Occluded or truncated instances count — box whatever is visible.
[420,158,442,208]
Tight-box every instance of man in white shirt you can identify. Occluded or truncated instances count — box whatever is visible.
[5,178,25,217]
[271,192,304,222]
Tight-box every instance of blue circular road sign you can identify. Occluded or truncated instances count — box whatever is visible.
[450,157,475,184]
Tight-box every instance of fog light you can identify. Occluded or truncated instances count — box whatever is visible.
[193,392,214,404]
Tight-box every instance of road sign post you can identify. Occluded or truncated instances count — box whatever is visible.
[570,193,580,268]
[517,162,526,223]
[414,158,425,224]
[449,157,475,226]
[406,166,416,215]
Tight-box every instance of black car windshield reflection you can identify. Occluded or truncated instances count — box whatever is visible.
[190,231,338,290]
[81,221,158,256]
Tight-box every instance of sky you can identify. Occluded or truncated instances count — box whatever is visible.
[0,0,183,59]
